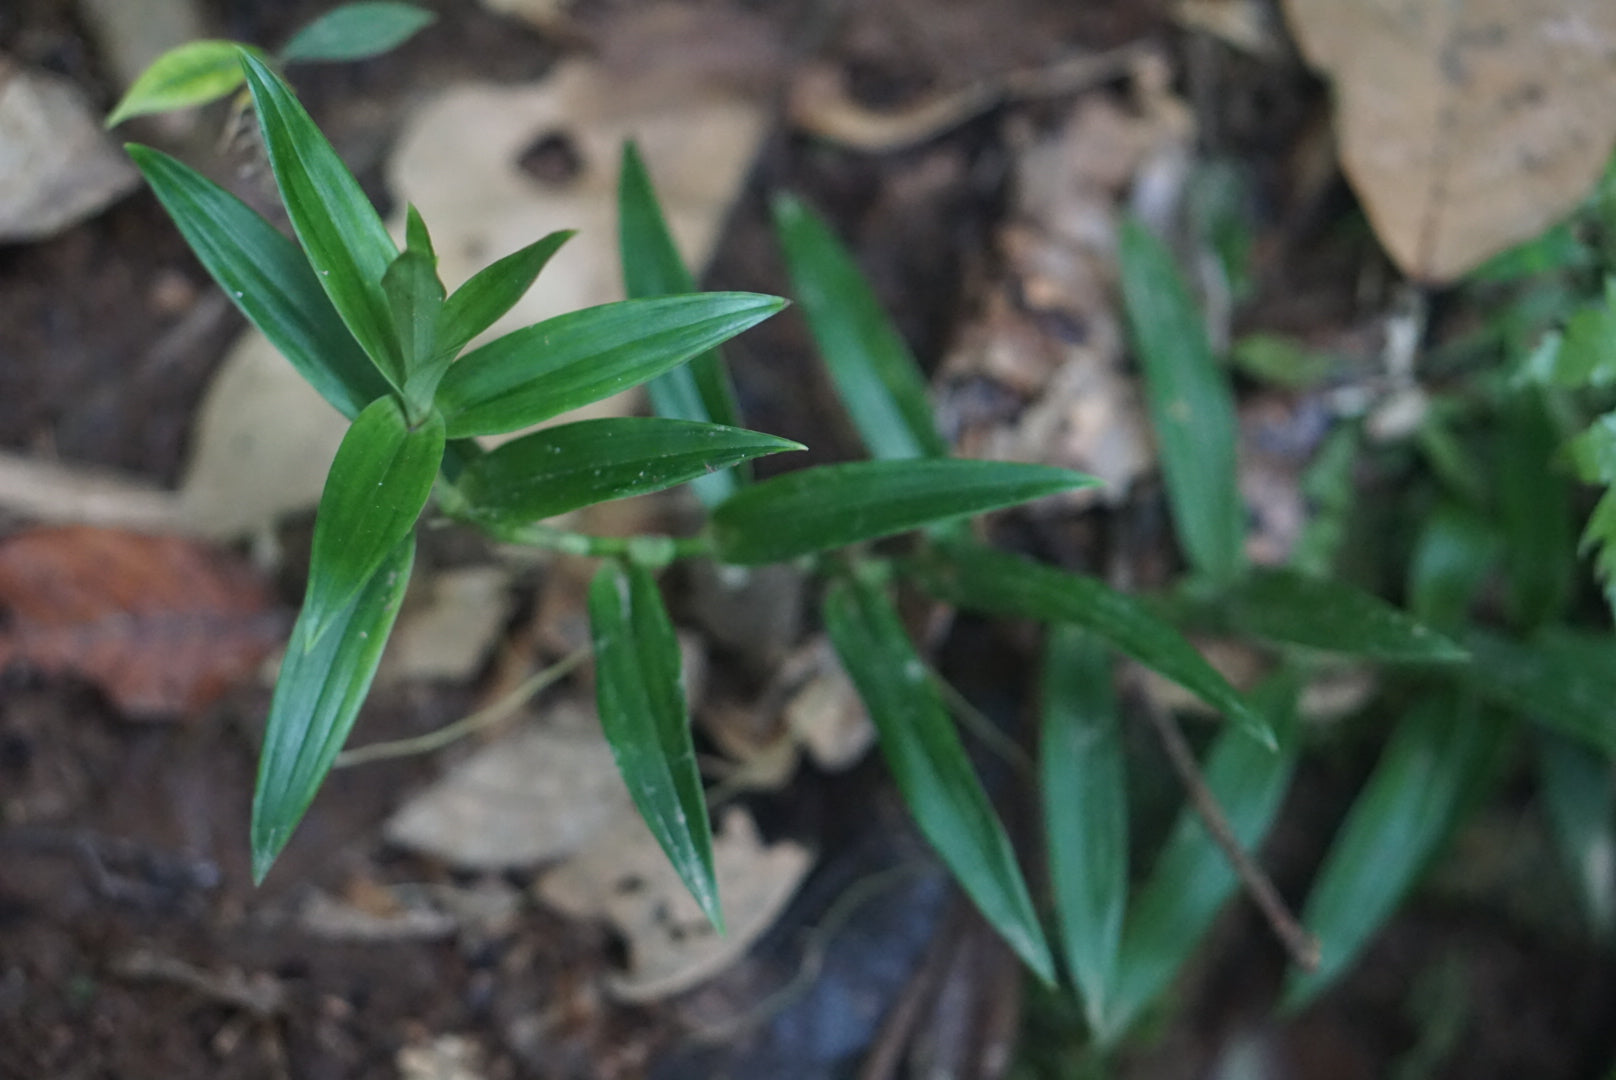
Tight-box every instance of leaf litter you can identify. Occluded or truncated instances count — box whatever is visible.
[0,525,285,718]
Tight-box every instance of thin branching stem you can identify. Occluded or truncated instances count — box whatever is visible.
[333,646,590,767]
[1144,701,1321,972]
[449,513,714,566]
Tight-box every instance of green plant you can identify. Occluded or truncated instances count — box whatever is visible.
[113,44,1097,960]
[117,47,799,895]
[117,20,1616,1067]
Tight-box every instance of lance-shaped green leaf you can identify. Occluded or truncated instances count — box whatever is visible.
[619,145,740,425]
[280,1,436,63]
[1105,678,1299,1040]
[305,397,444,642]
[1462,629,1616,757]
[435,293,785,438]
[126,145,389,419]
[437,230,574,358]
[910,543,1272,746]
[824,573,1054,982]
[1041,625,1127,1031]
[240,51,403,387]
[1119,219,1245,583]
[1407,503,1501,632]
[1222,568,1466,662]
[588,560,721,929]
[709,459,1093,565]
[385,206,448,414]
[1290,423,1358,578]
[1536,734,1616,941]
[619,143,743,505]
[106,40,254,126]
[1567,412,1616,618]
[1284,692,1492,1010]
[773,194,949,460]
[456,418,803,525]
[252,535,414,882]
[1498,389,1574,630]
[1525,277,1616,388]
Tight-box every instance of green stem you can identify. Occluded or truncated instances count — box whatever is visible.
[333,647,590,767]
[446,510,715,567]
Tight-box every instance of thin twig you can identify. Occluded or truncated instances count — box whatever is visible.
[928,667,1034,779]
[333,647,590,768]
[1143,703,1320,971]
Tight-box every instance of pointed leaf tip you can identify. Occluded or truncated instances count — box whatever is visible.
[824,574,1054,983]
[240,50,404,387]
[280,1,437,63]
[588,560,723,930]
[106,40,252,127]
[251,536,415,885]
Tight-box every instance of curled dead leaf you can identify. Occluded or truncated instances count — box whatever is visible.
[383,701,635,869]
[537,806,812,1002]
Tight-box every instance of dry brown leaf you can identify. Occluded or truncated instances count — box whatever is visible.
[1283,0,1616,283]
[1173,0,1284,56]
[479,0,578,35]
[377,566,515,685]
[936,88,1179,502]
[788,47,1148,153]
[0,324,351,540]
[398,1035,488,1080]
[537,806,812,1003]
[0,58,139,241]
[297,878,520,942]
[383,701,635,869]
[0,526,284,718]
[176,329,351,539]
[386,12,772,351]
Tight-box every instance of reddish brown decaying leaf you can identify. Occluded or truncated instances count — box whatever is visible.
[0,526,287,719]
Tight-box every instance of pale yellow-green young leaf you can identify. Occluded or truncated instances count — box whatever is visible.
[107,41,261,127]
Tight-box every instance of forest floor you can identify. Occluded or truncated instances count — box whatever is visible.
[1,1,1613,1077]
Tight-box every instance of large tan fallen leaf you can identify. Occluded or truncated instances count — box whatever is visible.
[1283,0,1616,283]
[478,0,578,34]
[0,317,350,540]
[386,8,773,342]
[174,329,351,539]
[76,0,207,98]
[0,58,139,241]
[376,566,515,685]
[537,805,811,1003]
[0,526,284,718]
[699,636,875,795]
[383,701,635,868]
